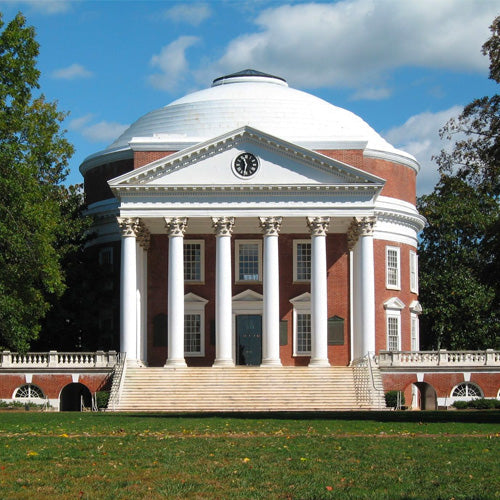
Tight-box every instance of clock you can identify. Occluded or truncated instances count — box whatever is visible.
[233,152,259,178]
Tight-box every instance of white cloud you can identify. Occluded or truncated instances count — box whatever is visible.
[1,0,72,14]
[207,0,498,90]
[149,36,199,91]
[350,87,392,101]
[69,114,128,143]
[384,106,463,195]
[163,3,211,26]
[52,63,93,80]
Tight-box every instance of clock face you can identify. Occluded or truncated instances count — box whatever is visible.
[233,153,259,178]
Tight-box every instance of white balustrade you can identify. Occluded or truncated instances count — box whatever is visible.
[0,351,120,369]
[377,349,500,368]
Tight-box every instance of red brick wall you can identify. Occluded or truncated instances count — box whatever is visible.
[0,373,111,400]
[374,240,418,354]
[316,150,417,205]
[134,151,176,169]
[84,159,133,205]
[362,157,416,204]
[316,149,364,169]
[147,232,351,367]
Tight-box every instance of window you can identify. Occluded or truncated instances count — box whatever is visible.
[184,293,207,356]
[293,240,311,281]
[386,246,400,289]
[410,250,418,293]
[184,241,204,282]
[452,382,483,398]
[235,240,262,282]
[296,314,311,354]
[15,384,44,400]
[184,314,202,355]
[410,313,419,351]
[99,247,113,267]
[387,315,400,351]
[290,292,311,356]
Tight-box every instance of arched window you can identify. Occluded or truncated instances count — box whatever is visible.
[14,384,45,400]
[452,382,483,399]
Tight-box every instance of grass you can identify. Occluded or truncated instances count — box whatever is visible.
[0,411,498,499]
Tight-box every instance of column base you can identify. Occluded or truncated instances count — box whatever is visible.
[212,359,235,368]
[261,358,282,367]
[308,358,331,367]
[164,358,187,368]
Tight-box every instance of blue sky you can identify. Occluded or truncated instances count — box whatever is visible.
[0,0,498,194]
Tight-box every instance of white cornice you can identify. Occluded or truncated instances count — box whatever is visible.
[79,147,133,175]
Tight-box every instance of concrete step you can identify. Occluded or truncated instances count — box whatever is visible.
[113,366,384,412]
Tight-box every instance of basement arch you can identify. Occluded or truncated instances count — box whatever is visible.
[412,382,437,410]
[59,383,92,412]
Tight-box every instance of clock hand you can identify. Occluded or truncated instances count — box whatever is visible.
[242,157,248,174]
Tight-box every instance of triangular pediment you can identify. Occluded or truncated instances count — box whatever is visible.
[290,292,311,305]
[108,126,384,193]
[384,297,406,310]
[232,289,263,302]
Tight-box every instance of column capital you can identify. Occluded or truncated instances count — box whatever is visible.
[212,216,234,236]
[164,217,188,237]
[357,216,376,237]
[137,221,151,250]
[307,216,330,236]
[117,217,140,237]
[259,216,282,236]
[347,216,376,250]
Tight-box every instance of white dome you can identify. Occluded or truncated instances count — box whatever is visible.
[107,71,404,156]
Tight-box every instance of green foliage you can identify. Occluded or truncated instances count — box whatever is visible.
[452,400,470,410]
[452,398,500,410]
[384,390,405,409]
[0,13,75,351]
[95,391,110,409]
[418,16,500,350]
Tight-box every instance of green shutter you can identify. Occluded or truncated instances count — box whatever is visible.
[279,320,288,346]
[328,316,344,345]
[210,320,216,345]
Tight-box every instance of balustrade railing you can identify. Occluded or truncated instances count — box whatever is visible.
[377,349,500,368]
[0,351,119,369]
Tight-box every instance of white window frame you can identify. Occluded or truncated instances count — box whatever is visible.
[184,293,208,357]
[386,313,401,351]
[386,246,401,290]
[235,240,262,283]
[410,313,419,351]
[410,250,418,293]
[290,293,311,356]
[384,297,405,352]
[293,240,312,282]
[184,240,205,283]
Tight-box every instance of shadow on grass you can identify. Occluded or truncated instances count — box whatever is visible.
[114,410,500,424]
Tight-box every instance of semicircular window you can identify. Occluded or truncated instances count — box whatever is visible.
[15,384,45,399]
[452,382,482,398]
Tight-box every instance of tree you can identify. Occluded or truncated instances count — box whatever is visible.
[0,13,74,351]
[418,16,500,350]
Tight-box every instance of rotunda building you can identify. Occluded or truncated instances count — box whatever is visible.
[81,69,425,369]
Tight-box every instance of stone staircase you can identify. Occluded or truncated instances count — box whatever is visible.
[112,365,386,412]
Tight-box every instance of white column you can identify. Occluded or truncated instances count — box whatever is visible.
[137,223,150,365]
[307,217,330,367]
[259,216,282,367]
[358,217,376,356]
[212,217,235,367]
[117,217,140,363]
[165,217,188,367]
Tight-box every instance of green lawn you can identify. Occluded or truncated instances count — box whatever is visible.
[0,411,498,499]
